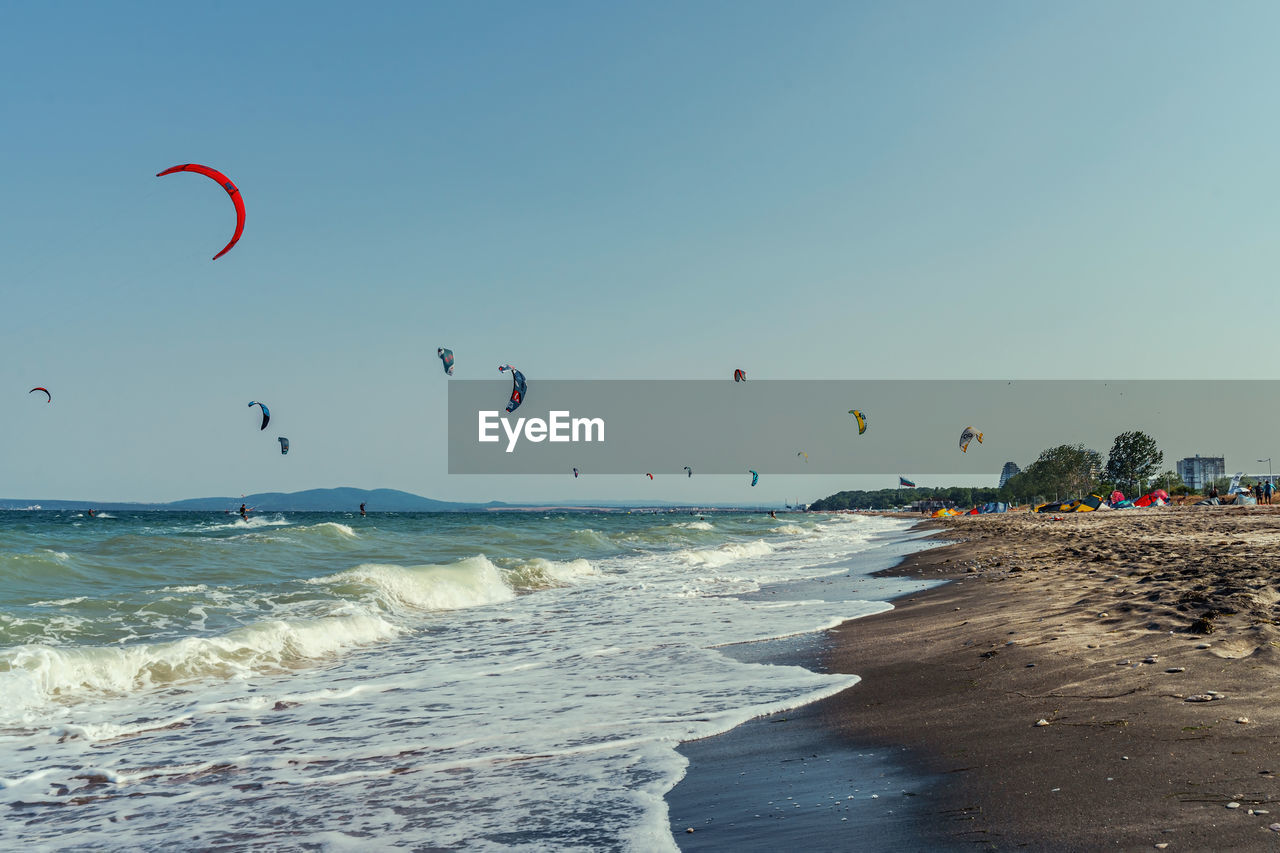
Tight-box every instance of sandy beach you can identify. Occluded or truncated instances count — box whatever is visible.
[817,507,1280,850]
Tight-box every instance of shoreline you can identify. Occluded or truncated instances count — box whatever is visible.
[672,508,1280,850]
[667,520,959,850]
[825,508,1280,850]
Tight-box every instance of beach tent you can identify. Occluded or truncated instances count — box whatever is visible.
[1058,495,1104,513]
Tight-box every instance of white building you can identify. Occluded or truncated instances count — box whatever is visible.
[1176,455,1224,491]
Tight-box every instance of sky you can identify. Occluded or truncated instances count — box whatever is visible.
[3,1,1279,505]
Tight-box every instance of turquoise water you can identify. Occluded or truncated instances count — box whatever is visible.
[0,509,927,851]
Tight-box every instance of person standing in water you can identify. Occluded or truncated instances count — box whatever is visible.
[360,502,367,517]
[239,503,248,520]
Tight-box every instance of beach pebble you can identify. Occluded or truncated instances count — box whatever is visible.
[1227,801,1241,809]
[685,828,694,834]
[1098,612,1109,618]
[1035,719,1051,727]
[1185,694,1218,702]
[1237,717,1251,724]
[1117,659,1131,666]
[1143,656,1158,664]
[1165,667,1185,673]
[1196,643,1211,650]
[1155,844,1169,850]
[1271,823,1280,833]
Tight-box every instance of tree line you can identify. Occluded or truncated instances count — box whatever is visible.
[810,430,1174,511]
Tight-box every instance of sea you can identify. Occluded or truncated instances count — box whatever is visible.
[0,509,933,851]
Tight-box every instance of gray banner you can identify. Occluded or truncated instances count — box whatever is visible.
[448,380,1269,475]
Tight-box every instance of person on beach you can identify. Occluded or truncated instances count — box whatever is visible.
[1266,481,1274,505]
[1210,483,1219,500]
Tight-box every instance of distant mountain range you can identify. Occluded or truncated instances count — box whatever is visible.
[0,487,506,512]
[0,487,777,513]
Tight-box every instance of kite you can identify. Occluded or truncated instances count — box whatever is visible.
[278,437,290,455]
[646,473,654,480]
[749,469,759,487]
[733,369,746,382]
[849,409,867,434]
[499,365,526,413]
[248,401,270,431]
[438,347,455,376]
[797,451,808,463]
[29,387,51,403]
[684,466,693,478]
[572,467,579,478]
[959,426,983,453]
[156,163,246,260]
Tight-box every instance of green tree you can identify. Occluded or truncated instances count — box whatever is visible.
[1009,444,1102,501]
[1152,470,1186,494]
[1103,431,1164,495]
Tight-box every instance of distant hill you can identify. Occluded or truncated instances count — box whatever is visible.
[0,488,503,512]
[165,487,500,512]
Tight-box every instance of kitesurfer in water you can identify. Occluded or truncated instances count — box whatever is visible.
[360,502,367,517]
[239,503,248,520]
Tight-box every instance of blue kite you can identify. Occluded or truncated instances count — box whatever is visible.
[248,401,270,430]
[499,365,526,413]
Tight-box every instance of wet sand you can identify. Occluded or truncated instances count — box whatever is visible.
[823,508,1280,850]
[671,507,1280,851]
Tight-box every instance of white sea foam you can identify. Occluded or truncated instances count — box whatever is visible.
[507,557,597,589]
[312,555,516,613]
[0,612,400,723]
[676,539,775,568]
[770,523,808,535]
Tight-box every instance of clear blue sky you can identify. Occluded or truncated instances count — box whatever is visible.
[3,1,1278,504]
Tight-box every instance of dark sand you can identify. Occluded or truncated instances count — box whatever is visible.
[673,508,1280,851]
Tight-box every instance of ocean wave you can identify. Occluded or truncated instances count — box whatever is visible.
[505,558,597,590]
[203,515,291,532]
[0,612,401,721]
[312,555,517,613]
[567,528,620,552]
[769,524,809,535]
[677,539,775,568]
